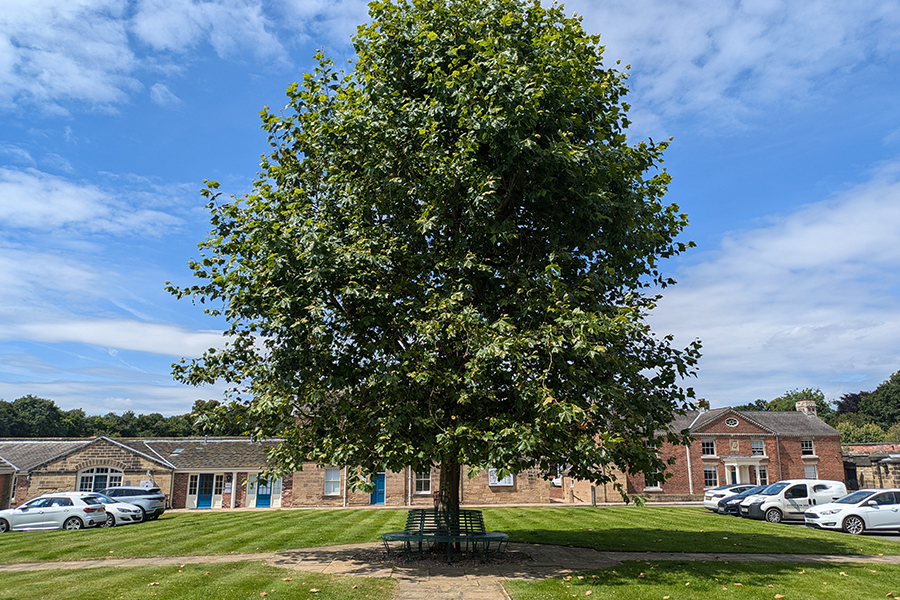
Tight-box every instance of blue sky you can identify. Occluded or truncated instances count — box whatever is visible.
[2,0,900,416]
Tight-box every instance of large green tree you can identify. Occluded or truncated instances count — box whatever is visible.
[860,369,900,430]
[169,0,700,509]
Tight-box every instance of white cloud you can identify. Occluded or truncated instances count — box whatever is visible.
[653,161,900,405]
[0,0,138,113]
[0,167,182,234]
[0,377,227,416]
[149,82,181,107]
[132,0,286,61]
[569,0,900,131]
[0,319,224,357]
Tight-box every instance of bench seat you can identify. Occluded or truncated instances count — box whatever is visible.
[381,509,508,563]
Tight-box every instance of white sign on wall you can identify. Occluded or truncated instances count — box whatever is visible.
[487,469,514,487]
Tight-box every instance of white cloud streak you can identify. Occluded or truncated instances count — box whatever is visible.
[653,161,900,405]
[0,167,183,235]
[569,0,900,132]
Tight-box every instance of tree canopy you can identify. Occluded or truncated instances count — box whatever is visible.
[169,0,701,507]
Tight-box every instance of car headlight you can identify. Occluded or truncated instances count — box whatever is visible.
[818,508,843,515]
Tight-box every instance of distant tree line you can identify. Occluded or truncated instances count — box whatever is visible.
[733,369,900,444]
[0,396,246,438]
[5,369,899,443]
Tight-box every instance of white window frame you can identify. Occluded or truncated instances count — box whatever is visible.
[801,440,815,456]
[414,470,431,494]
[804,464,818,479]
[324,468,341,496]
[701,440,715,456]
[751,440,765,456]
[757,466,768,486]
[703,466,718,488]
[188,474,199,496]
[77,467,123,492]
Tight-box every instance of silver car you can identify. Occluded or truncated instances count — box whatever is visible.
[0,493,107,532]
[72,493,144,527]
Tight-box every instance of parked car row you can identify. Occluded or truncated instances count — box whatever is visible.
[0,486,166,533]
[705,480,900,535]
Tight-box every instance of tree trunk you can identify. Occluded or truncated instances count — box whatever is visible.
[435,456,461,512]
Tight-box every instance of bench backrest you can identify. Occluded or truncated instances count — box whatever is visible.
[404,509,486,535]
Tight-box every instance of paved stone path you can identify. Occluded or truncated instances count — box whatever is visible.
[3,543,900,600]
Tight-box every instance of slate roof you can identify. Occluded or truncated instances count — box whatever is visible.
[0,440,91,471]
[0,437,278,473]
[0,454,15,473]
[138,439,273,470]
[671,408,839,437]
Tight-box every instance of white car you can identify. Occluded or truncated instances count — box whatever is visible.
[0,492,107,532]
[63,492,144,528]
[804,488,900,535]
[703,484,757,511]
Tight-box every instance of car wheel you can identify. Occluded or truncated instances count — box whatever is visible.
[765,508,783,523]
[139,506,147,520]
[842,515,865,535]
[63,517,84,531]
[105,513,116,528]
[0,518,9,533]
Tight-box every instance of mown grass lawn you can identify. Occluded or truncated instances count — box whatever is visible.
[504,561,900,600]
[0,562,395,600]
[482,506,900,556]
[0,506,896,565]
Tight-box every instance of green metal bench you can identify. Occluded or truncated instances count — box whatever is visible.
[381,509,508,563]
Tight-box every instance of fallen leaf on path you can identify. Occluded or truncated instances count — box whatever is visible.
[774,595,784,599]
[841,572,849,577]
[309,589,320,594]
[281,578,292,581]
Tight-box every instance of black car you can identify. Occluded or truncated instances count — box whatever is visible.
[716,485,767,515]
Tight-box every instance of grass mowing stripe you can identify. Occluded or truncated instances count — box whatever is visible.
[504,560,900,600]
[1,507,897,564]
[0,562,395,600]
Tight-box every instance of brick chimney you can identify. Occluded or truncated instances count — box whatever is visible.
[795,399,817,417]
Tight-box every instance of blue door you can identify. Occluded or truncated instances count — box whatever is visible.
[256,477,272,508]
[370,473,385,505]
[197,474,214,509]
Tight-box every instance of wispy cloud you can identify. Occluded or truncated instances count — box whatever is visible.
[653,160,900,404]
[149,82,181,107]
[0,167,183,235]
[0,320,224,357]
[0,0,138,113]
[132,0,287,61]
[570,0,900,132]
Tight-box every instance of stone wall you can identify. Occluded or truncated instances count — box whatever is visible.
[22,438,174,504]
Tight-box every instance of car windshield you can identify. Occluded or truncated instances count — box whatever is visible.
[737,486,765,497]
[22,498,52,508]
[834,490,876,505]
[758,482,789,496]
[89,494,116,504]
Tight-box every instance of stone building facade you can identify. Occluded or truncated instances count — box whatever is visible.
[842,443,900,490]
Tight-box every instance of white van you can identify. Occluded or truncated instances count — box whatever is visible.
[739,479,847,523]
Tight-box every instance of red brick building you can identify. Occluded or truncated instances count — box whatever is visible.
[625,401,843,499]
